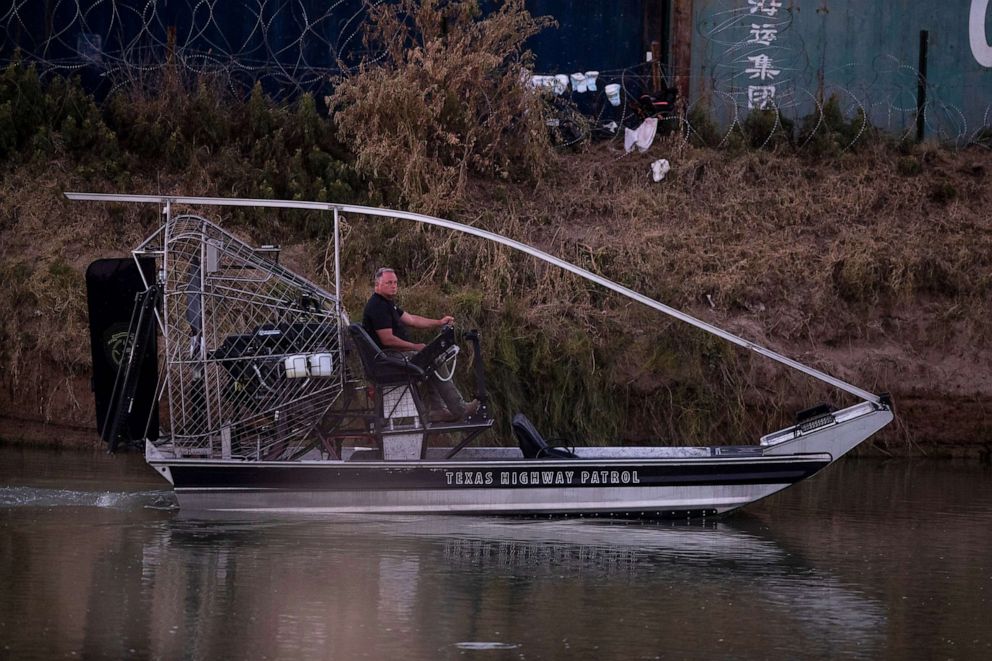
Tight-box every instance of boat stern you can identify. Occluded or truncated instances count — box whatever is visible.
[145,440,175,485]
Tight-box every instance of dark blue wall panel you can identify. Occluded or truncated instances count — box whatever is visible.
[526,0,649,74]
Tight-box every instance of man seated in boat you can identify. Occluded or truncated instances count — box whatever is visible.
[363,267,480,422]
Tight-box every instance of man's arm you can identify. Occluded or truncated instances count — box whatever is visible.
[400,312,454,329]
[375,328,426,352]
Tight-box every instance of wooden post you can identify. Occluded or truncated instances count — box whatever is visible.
[651,40,662,93]
[672,0,694,104]
[643,0,667,93]
[167,25,176,64]
[916,30,929,142]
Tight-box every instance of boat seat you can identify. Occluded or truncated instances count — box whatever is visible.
[348,324,427,385]
[512,413,577,459]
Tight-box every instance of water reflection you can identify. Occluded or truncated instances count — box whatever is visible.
[81,513,882,659]
[1,450,990,659]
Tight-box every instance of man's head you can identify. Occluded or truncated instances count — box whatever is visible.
[373,267,398,299]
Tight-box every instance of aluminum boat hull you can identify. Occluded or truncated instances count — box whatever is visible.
[147,404,892,517]
[152,455,828,517]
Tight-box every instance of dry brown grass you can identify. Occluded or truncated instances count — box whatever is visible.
[451,138,992,326]
[2,131,990,451]
[330,0,556,216]
[400,137,992,448]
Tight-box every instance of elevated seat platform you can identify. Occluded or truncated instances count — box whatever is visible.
[344,323,495,460]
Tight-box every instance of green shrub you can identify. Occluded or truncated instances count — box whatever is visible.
[897,155,922,176]
[100,77,362,238]
[798,94,875,157]
[742,108,794,150]
[929,180,957,204]
[0,62,44,158]
[685,102,721,147]
[0,62,118,166]
[972,126,992,148]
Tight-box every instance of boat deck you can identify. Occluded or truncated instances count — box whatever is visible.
[149,443,765,463]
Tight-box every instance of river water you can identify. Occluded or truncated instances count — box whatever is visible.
[0,445,989,660]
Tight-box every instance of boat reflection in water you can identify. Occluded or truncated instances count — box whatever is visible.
[119,511,885,659]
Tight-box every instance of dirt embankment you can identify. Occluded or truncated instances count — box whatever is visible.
[1,140,990,458]
[453,141,992,458]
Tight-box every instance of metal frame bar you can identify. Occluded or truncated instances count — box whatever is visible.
[64,192,881,404]
[333,207,345,400]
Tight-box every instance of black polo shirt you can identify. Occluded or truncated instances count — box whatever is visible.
[363,292,408,348]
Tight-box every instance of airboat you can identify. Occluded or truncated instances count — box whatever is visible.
[70,192,893,518]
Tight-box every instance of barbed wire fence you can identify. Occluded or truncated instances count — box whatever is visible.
[0,0,374,99]
[2,0,990,152]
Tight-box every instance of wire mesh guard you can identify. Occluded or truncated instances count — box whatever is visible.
[381,386,421,430]
[158,214,344,460]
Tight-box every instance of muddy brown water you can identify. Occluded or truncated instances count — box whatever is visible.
[1,445,990,659]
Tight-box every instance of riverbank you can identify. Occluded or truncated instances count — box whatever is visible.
[1,137,990,457]
[2,51,991,455]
